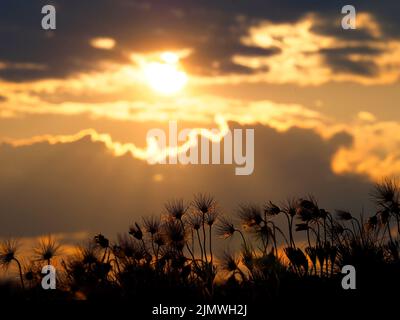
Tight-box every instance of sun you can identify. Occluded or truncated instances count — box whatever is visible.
[144,52,188,95]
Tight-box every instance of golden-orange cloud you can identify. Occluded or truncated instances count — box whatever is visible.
[220,14,400,86]
[2,115,230,164]
[332,120,400,180]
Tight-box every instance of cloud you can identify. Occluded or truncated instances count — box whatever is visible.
[0,0,399,82]
[357,111,376,122]
[0,95,325,165]
[332,121,400,180]
[0,59,328,128]
[229,14,400,85]
[1,115,230,165]
[3,89,399,183]
[0,122,373,238]
[2,52,400,183]
[2,64,399,183]
[0,1,398,229]
[90,37,116,50]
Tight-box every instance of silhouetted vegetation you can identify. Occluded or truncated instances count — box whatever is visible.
[1,179,399,308]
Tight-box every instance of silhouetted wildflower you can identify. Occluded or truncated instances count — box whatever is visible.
[164,220,185,249]
[206,210,219,226]
[188,212,202,230]
[23,263,40,284]
[216,217,236,239]
[153,233,166,247]
[221,251,239,273]
[0,240,24,289]
[94,234,109,249]
[367,215,378,230]
[34,236,61,265]
[79,242,100,265]
[117,234,144,259]
[319,209,329,219]
[238,204,263,227]
[143,216,160,235]
[296,198,319,222]
[282,198,297,217]
[264,201,280,216]
[193,193,215,214]
[336,210,353,221]
[372,177,399,205]
[0,240,19,269]
[129,222,143,240]
[165,199,188,220]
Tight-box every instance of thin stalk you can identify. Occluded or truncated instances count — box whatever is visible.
[270,225,278,257]
[191,230,195,256]
[202,213,208,263]
[196,229,204,261]
[306,228,311,248]
[396,216,400,239]
[290,216,296,249]
[236,229,248,249]
[387,221,394,244]
[150,234,156,258]
[284,214,294,248]
[352,217,364,244]
[13,258,25,290]
[209,225,213,265]
[272,224,290,248]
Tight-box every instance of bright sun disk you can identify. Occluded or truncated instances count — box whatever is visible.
[144,52,188,95]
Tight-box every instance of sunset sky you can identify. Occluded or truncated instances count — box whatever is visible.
[1,0,400,244]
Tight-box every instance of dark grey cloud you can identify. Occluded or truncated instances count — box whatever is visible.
[310,22,378,42]
[320,46,383,56]
[0,0,397,81]
[319,46,382,76]
[0,123,373,238]
[325,55,378,76]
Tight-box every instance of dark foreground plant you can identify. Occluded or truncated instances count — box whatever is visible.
[0,181,399,303]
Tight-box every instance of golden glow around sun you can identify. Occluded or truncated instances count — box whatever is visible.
[143,52,188,95]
